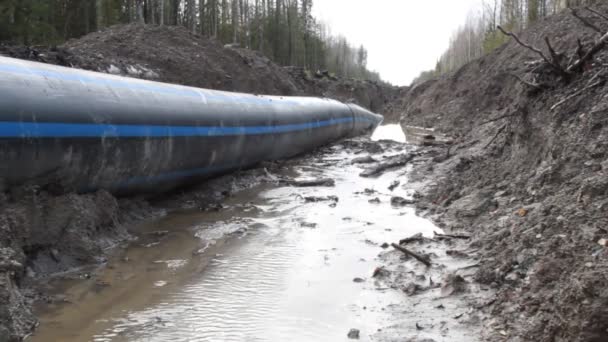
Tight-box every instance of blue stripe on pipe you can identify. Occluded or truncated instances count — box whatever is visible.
[0,63,301,105]
[0,117,373,138]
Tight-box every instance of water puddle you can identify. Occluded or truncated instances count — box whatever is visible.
[30,125,478,341]
[371,124,405,143]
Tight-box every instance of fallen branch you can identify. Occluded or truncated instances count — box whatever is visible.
[391,243,431,267]
[567,31,608,72]
[584,6,608,22]
[577,38,586,59]
[359,153,416,177]
[479,110,521,126]
[484,123,507,149]
[570,8,602,33]
[550,77,605,111]
[434,231,471,240]
[281,178,335,187]
[544,37,562,65]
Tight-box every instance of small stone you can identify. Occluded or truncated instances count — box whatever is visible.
[380,242,389,249]
[598,238,607,247]
[50,248,60,262]
[390,196,415,206]
[347,328,360,339]
[353,277,365,283]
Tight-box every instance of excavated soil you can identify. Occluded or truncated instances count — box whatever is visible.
[390,4,608,342]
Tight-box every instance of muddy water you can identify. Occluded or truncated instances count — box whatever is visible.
[31,125,472,341]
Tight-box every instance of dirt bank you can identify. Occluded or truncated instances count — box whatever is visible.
[392,5,608,341]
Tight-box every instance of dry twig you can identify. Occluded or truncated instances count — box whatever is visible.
[484,124,508,149]
[551,77,605,111]
[434,231,471,240]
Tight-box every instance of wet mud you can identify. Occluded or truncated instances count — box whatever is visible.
[28,126,487,342]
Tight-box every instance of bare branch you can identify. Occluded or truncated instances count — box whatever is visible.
[544,36,562,65]
[584,7,608,22]
[567,31,608,72]
[391,243,431,267]
[484,124,507,149]
[577,38,586,59]
[550,77,605,111]
[570,8,602,33]
[497,25,569,77]
[497,25,552,64]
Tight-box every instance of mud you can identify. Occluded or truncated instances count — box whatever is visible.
[24,128,488,342]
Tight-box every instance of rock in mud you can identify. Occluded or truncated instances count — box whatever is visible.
[441,274,467,297]
[391,196,415,206]
[372,266,391,278]
[448,191,496,218]
[347,328,360,339]
[388,180,401,191]
[302,195,339,203]
[351,156,377,164]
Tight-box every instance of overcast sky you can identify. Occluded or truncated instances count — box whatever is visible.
[312,0,482,86]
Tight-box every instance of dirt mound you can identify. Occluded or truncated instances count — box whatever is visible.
[392,5,608,341]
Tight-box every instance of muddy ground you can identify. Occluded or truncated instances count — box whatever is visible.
[390,4,608,342]
[24,133,490,342]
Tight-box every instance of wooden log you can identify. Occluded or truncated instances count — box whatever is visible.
[391,243,431,267]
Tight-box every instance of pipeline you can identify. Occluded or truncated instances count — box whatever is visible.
[0,56,383,195]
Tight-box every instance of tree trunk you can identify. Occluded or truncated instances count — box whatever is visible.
[96,0,104,30]
[190,0,196,33]
[274,0,281,61]
[259,0,265,51]
[232,0,238,43]
[198,0,207,36]
[137,0,145,23]
[159,0,164,25]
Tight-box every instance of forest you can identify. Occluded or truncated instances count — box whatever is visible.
[0,0,381,82]
[414,0,598,84]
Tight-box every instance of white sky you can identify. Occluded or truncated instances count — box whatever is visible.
[312,0,482,85]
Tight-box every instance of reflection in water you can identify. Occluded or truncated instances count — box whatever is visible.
[371,124,405,143]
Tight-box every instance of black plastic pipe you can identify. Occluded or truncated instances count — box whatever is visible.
[0,56,383,195]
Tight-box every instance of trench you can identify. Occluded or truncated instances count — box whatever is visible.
[30,125,480,342]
